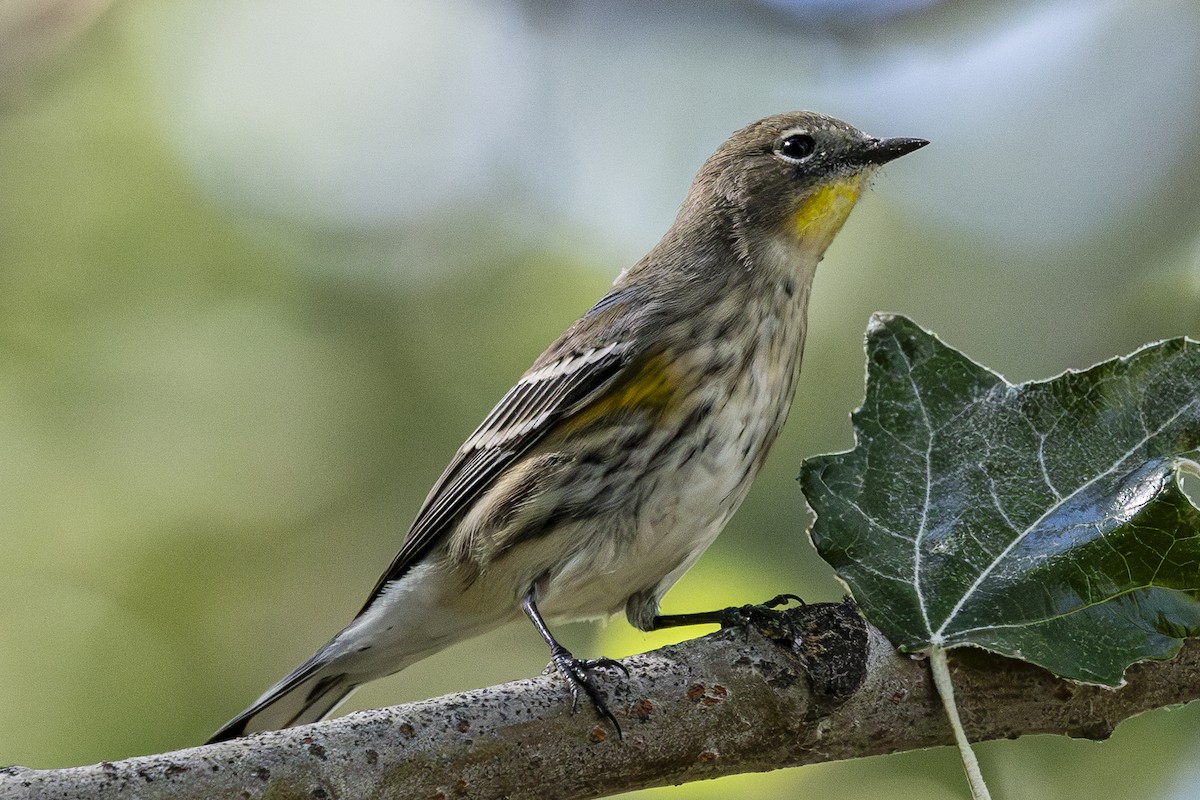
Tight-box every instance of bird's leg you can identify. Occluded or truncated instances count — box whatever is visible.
[647,593,805,630]
[521,589,630,738]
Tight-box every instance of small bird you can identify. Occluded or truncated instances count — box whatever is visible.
[208,111,926,742]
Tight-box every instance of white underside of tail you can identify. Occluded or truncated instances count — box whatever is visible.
[213,562,519,739]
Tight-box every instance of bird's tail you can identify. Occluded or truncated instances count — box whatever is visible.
[207,651,360,743]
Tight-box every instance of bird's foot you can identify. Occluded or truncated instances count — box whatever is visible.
[650,593,806,630]
[547,645,630,738]
[717,593,806,640]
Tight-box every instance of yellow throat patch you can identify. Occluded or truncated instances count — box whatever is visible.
[791,179,862,251]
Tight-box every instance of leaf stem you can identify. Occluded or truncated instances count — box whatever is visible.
[929,647,992,800]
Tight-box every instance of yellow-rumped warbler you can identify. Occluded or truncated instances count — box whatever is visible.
[208,111,926,742]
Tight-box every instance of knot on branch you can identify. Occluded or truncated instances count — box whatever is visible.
[717,598,870,709]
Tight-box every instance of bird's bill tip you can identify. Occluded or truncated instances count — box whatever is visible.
[861,136,930,165]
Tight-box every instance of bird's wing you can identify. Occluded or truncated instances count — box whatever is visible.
[356,319,641,613]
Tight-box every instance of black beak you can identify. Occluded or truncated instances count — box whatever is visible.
[859,137,929,166]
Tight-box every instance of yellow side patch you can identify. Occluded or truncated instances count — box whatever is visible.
[792,180,862,246]
[568,354,679,430]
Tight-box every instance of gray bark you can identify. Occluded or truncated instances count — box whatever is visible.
[3,601,1198,800]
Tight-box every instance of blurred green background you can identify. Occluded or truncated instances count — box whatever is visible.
[2,0,1200,797]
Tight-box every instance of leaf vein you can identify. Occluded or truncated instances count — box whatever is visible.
[932,395,1200,639]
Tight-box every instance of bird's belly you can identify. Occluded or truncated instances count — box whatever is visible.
[536,379,791,623]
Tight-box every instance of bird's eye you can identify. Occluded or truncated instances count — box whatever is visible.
[775,133,816,163]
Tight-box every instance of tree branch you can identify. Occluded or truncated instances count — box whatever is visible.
[4,601,1199,800]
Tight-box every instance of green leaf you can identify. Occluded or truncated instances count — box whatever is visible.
[802,314,1200,686]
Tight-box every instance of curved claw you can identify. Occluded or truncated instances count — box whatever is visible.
[522,590,628,738]
[548,647,626,739]
[717,593,808,631]
[649,593,807,631]
[762,593,805,609]
[581,656,631,678]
